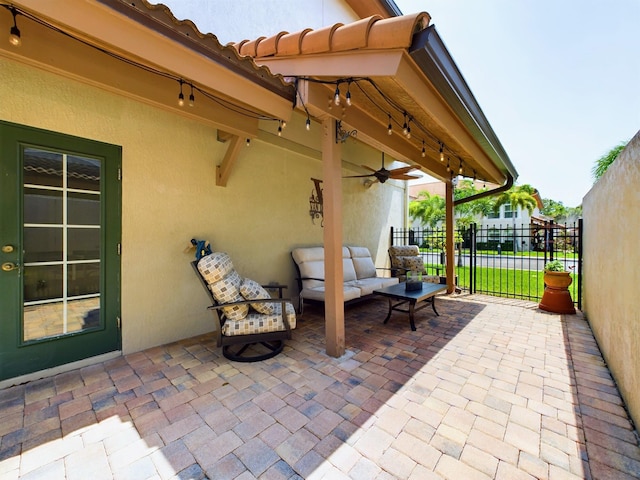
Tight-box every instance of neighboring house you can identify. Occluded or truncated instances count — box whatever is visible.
[0,0,516,383]
[408,179,547,251]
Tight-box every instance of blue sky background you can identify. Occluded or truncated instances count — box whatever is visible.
[395,0,640,207]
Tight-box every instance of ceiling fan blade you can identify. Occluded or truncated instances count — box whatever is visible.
[388,165,421,175]
[390,173,422,180]
[360,165,378,173]
[343,173,376,179]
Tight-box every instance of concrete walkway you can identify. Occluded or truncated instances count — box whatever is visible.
[0,294,638,479]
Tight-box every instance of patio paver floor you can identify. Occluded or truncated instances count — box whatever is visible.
[0,294,639,479]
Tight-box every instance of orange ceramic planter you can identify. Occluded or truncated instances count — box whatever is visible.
[539,271,576,314]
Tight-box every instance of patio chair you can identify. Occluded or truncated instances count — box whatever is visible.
[388,245,440,283]
[192,252,296,362]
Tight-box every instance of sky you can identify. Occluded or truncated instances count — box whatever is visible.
[394,0,640,207]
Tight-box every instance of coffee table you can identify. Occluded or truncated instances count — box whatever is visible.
[373,282,447,331]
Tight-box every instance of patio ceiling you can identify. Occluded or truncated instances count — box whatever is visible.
[4,0,296,140]
[231,13,518,186]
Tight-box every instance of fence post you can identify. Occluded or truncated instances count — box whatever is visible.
[577,219,583,311]
[470,223,476,294]
[549,220,555,261]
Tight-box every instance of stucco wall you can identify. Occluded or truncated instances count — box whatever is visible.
[156,0,359,44]
[1,58,405,354]
[582,130,640,429]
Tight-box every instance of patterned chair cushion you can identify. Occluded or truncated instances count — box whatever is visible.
[240,278,276,315]
[388,245,420,269]
[221,303,297,336]
[403,256,426,273]
[208,270,248,321]
[198,252,235,284]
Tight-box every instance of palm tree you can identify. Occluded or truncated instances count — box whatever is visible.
[592,141,627,182]
[409,191,445,228]
[492,185,538,253]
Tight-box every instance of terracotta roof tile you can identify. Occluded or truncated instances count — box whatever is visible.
[233,12,431,58]
[301,23,343,55]
[331,16,380,51]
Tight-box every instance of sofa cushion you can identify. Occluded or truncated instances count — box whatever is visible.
[300,285,361,303]
[240,278,275,314]
[348,246,377,279]
[222,302,296,336]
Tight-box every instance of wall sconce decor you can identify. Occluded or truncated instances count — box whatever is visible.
[309,178,323,226]
[335,120,357,144]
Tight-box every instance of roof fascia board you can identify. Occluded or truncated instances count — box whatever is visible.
[255,50,405,77]
[409,25,518,181]
[14,0,294,121]
[394,55,505,183]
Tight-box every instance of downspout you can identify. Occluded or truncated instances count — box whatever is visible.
[453,172,514,207]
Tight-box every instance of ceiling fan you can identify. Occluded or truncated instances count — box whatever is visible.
[344,152,422,184]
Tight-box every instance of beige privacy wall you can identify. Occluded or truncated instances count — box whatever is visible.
[1,59,406,355]
[582,130,640,429]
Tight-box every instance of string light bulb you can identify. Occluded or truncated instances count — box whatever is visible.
[305,117,311,131]
[246,138,251,147]
[402,114,408,136]
[281,120,287,129]
[387,115,393,135]
[406,119,411,139]
[421,140,426,158]
[439,143,445,162]
[188,84,195,107]
[345,82,352,106]
[8,7,21,47]
[277,121,283,136]
[333,84,341,106]
[458,160,463,175]
[446,158,451,172]
[177,80,185,107]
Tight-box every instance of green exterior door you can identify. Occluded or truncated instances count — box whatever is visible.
[0,121,121,381]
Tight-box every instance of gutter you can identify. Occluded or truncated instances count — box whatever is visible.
[454,172,514,206]
[408,25,518,183]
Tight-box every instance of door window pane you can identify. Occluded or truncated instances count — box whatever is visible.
[24,265,63,302]
[68,263,100,296]
[23,227,63,263]
[68,192,100,225]
[68,228,100,260]
[67,155,100,191]
[24,188,63,224]
[23,148,63,187]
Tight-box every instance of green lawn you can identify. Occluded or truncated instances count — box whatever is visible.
[426,263,579,302]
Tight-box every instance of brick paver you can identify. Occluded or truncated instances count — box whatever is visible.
[0,294,639,479]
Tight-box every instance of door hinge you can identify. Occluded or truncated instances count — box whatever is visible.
[117,316,121,329]
[117,167,122,181]
[117,243,121,255]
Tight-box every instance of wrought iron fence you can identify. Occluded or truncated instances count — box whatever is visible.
[390,220,582,309]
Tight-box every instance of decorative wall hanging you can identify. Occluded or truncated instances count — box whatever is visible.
[309,178,323,226]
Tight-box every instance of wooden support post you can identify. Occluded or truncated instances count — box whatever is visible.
[445,180,455,294]
[322,117,345,357]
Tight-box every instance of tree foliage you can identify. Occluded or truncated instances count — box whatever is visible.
[493,184,538,217]
[408,191,445,228]
[592,141,627,182]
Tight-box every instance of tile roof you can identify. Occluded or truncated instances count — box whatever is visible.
[104,0,295,100]
[232,13,431,58]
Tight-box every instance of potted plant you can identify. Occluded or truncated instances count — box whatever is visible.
[539,260,576,314]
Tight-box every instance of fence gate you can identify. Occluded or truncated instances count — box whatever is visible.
[391,219,583,309]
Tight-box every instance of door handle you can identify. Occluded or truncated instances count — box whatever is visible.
[1,262,19,272]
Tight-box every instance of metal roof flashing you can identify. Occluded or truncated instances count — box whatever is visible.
[409,25,518,183]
